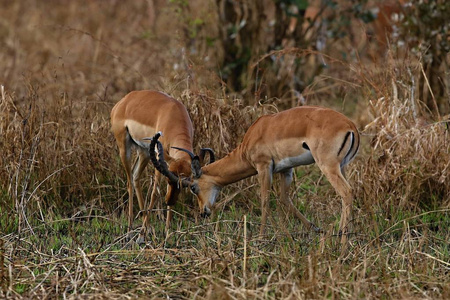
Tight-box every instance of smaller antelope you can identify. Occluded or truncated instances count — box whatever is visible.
[149,106,359,245]
[110,90,213,242]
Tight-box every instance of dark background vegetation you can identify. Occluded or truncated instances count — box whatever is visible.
[0,0,449,298]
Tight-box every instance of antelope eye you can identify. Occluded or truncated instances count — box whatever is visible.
[190,184,199,195]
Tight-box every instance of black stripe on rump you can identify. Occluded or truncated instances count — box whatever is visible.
[348,132,359,161]
[337,131,351,156]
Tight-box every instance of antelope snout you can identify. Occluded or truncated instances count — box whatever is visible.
[200,207,211,218]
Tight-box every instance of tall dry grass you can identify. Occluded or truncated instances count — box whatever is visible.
[353,53,450,213]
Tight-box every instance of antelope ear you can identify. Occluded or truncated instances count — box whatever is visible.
[191,156,202,179]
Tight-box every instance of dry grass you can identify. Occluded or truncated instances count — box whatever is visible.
[1,0,449,299]
[352,52,450,212]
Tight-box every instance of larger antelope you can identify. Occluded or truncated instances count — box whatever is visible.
[149,106,360,245]
[110,90,213,242]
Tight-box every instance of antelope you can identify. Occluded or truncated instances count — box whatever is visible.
[149,106,360,245]
[110,90,213,243]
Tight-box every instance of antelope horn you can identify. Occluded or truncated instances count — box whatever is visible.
[172,146,215,164]
[199,148,215,164]
[171,147,196,159]
[148,132,192,188]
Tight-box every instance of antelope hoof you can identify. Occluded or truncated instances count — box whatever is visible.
[136,233,146,245]
[311,224,323,233]
[126,230,135,242]
[338,229,349,237]
[200,207,211,218]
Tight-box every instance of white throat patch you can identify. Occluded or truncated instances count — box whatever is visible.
[209,186,222,206]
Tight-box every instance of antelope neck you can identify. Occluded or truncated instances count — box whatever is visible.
[201,147,256,187]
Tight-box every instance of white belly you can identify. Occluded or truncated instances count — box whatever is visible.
[273,151,315,173]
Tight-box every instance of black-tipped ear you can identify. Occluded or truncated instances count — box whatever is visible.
[191,156,202,179]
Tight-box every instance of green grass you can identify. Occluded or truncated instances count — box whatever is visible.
[2,195,448,298]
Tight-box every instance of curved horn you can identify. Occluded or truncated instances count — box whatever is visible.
[149,133,192,188]
[171,147,195,159]
[199,148,215,164]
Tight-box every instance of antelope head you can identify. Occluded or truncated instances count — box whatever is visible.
[149,132,216,217]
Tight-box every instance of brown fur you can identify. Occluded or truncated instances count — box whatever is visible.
[190,106,359,247]
[111,90,194,241]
